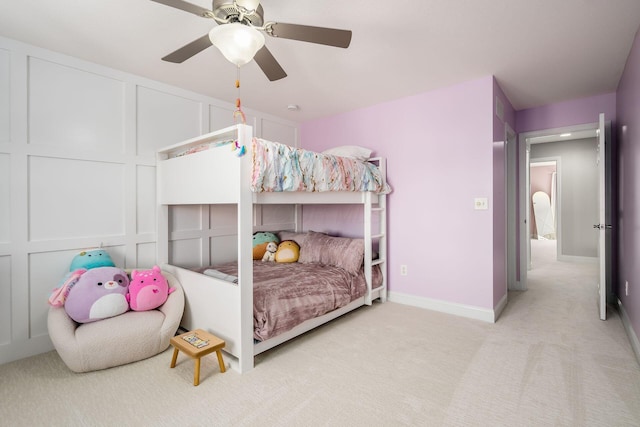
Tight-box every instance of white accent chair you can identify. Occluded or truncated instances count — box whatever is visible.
[47,271,185,373]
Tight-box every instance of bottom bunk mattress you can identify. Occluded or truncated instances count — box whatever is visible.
[200,261,383,342]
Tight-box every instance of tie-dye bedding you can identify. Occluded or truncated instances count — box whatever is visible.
[251,138,391,194]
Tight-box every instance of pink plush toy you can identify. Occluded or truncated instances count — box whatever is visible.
[127,266,175,311]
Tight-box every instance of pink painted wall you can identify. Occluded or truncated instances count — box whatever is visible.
[301,76,497,309]
[516,92,616,133]
[616,27,640,344]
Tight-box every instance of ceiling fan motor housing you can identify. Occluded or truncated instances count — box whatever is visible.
[212,0,264,26]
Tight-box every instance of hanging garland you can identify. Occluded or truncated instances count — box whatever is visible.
[231,67,247,157]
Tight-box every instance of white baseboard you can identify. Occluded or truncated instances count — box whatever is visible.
[0,335,54,367]
[388,291,499,323]
[493,293,508,321]
[557,254,598,264]
[617,299,640,366]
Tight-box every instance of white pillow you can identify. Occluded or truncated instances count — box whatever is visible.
[322,145,372,161]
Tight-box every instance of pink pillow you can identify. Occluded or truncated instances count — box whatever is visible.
[297,231,364,275]
[277,231,308,247]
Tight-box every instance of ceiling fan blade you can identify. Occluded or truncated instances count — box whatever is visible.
[162,34,212,63]
[254,45,287,81]
[268,23,352,48]
[150,0,212,17]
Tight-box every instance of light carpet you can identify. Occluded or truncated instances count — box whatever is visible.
[1,239,639,426]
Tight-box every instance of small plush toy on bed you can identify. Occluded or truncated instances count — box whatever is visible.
[127,265,176,311]
[275,240,300,263]
[253,232,280,260]
[261,241,278,262]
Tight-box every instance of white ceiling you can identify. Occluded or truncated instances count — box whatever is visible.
[1,0,639,123]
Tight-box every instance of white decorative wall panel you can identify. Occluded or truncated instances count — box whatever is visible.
[210,105,236,132]
[261,119,297,145]
[29,157,125,241]
[170,205,202,232]
[0,256,10,345]
[29,250,78,338]
[0,154,9,243]
[137,86,201,156]
[107,245,126,268]
[1,36,298,365]
[262,205,295,225]
[136,242,156,269]
[209,204,237,229]
[210,235,238,264]
[137,165,156,234]
[28,58,125,152]
[170,238,201,268]
[0,49,9,144]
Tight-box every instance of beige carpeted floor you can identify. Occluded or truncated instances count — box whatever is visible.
[1,239,639,426]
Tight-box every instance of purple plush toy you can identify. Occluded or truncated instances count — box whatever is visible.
[62,267,130,323]
[127,265,175,311]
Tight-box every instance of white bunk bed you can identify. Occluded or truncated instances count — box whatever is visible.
[156,124,388,372]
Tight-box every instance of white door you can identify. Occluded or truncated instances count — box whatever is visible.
[596,113,607,320]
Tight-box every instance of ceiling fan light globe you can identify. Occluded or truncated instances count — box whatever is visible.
[209,23,265,67]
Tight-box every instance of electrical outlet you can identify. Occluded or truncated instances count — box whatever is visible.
[474,197,489,210]
[626,281,629,296]
[400,265,408,276]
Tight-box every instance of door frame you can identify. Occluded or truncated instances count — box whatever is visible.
[505,123,517,290]
[517,122,599,291]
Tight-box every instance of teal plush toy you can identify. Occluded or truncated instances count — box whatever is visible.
[252,232,279,260]
[69,249,115,271]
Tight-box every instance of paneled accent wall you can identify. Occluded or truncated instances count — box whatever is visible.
[0,37,298,365]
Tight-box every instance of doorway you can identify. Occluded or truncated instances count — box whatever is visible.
[517,123,600,290]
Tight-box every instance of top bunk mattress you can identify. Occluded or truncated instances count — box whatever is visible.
[251,138,392,194]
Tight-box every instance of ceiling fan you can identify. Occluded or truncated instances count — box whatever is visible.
[151,0,352,81]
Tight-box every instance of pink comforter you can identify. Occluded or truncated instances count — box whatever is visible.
[207,261,382,341]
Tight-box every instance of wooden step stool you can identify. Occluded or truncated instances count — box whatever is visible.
[170,329,226,386]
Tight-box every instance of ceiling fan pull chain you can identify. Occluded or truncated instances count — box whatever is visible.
[232,67,247,157]
[233,67,247,125]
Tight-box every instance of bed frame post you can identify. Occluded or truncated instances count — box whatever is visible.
[364,192,373,305]
[237,124,255,373]
[376,158,388,303]
[378,189,388,303]
[157,205,169,265]
[157,150,170,266]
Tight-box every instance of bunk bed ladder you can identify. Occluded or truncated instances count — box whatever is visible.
[364,185,387,305]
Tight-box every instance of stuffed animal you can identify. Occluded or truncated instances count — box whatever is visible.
[253,232,279,260]
[261,241,278,262]
[49,249,116,307]
[275,240,300,263]
[69,248,115,271]
[57,267,130,323]
[127,265,176,311]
